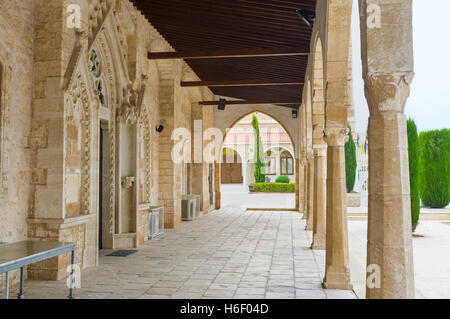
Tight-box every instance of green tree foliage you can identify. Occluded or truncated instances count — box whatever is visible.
[345,124,357,193]
[251,115,266,183]
[407,119,420,232]
[275,175,290,184]
[419,129,450,208]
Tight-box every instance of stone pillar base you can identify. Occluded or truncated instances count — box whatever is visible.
[26,216,89,281]
[323,269,353,291]
[311,235,325,250]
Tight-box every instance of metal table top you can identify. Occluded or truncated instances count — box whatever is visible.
[0,241,75,274]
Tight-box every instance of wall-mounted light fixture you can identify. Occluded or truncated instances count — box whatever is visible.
[156,125,164,133]
[218,98,227,111]
[292,110,298,119]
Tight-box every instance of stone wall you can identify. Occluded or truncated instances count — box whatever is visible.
[0,0,216,285]
[0,0,34,243]
[0,0,35,288]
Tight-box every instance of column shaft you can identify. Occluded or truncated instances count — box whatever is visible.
[323,128,352,290]
[312,145,327,250]
[366,109,414,299]
[306,156,314,230]
[302,161,308,220]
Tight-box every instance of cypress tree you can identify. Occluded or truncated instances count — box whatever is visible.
[345,124,357,193]
[407,119,420,232]
[419,129,450,208]
[251,114,266,183]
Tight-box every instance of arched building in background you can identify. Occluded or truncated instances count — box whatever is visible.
[222,112,295,185]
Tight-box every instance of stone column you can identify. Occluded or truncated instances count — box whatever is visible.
[299,159,307,215]
[311,144,327,250]
[302,158,308,220]
[323,127,352,290]
[306,152,314,230]
[359,0,415,299]
[365,76,415,298]
[214,162,221,210]
[298,159,305,214]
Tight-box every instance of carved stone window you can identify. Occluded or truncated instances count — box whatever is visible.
[97,80,105,105]
[89,50,101,77]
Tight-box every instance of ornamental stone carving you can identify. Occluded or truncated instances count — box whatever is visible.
[119,77,146,124]
[121,176,135,189]
[324,127,349,147]
[364,72,415,114]
[313,143,327,157]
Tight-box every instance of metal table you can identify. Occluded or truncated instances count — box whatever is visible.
[0,241,76,299]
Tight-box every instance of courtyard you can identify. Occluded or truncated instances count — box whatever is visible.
[0,0,447,302]
[221,184,296,209]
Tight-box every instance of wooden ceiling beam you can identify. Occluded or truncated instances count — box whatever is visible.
[181,79,304,87]
[148,48,309,60]
[200,100,300,107]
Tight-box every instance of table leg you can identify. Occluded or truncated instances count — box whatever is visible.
[17,267,24,299]
[68,249,75,299]
[5,272,9,299]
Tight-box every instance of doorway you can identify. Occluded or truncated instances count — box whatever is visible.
[99,123,113,249]
[99,128,104,250]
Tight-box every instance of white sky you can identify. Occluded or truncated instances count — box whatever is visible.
[352,0,450,133]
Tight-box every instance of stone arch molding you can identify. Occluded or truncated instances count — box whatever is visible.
[63,2,148,220]
[215,107,299,159]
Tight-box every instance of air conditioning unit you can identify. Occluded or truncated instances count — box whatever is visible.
[181,195,197,221]
[148,206,165,240]
[191,195,201,219]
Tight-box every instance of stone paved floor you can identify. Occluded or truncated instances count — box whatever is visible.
[2,207,355,299]
[349,220,450,299]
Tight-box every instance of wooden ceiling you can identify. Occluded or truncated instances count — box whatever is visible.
[130,0,317,109]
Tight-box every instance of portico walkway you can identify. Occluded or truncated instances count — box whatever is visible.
[2,208,355,299]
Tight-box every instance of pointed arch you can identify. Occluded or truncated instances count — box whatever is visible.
[219,109,297,158]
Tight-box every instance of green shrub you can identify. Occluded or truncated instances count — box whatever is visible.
[345,124,357,193]
[252,183,296,193]
[275,175,290,184]
[419,129,450,208]
[407,119,420,232]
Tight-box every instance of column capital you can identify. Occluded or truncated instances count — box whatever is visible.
[364,72,414,115]
[324,127,349,147]
[313,143,327,157]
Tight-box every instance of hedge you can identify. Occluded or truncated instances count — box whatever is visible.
[275,175,291,184]
[407,119,420,232]
[419,129,450,208]
[345,124,357,193]
[252,183,296,193]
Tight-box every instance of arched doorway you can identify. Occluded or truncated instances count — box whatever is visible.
[220,111,296,209]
